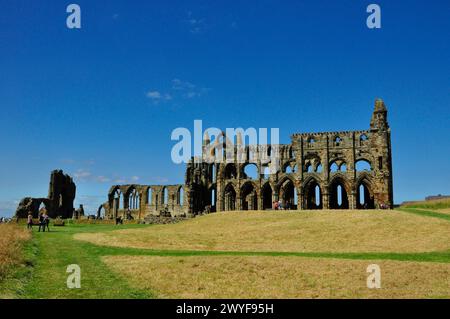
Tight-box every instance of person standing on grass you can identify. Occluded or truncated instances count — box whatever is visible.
[38,212,45,232]
[43,212,50,232]
[27,212,33,230]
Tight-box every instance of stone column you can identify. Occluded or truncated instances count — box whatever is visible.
[322,190,329,210]
[349,191,357,209]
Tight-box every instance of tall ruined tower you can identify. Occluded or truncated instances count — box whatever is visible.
[368,99,394,207]
[48,170,76,218]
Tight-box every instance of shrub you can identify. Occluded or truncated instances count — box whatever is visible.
[53,218,65,227]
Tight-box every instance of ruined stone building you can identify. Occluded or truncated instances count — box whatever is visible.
[101,99,393,219]
[15,170,76,218]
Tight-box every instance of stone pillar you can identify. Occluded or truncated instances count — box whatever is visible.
[297,186,303,210]
[273,191,279,202]
[349,191,357,209]
[322,191,329,210]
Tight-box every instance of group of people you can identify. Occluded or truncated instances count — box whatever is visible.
[0,216,12,223]
[27,212,50,232]
[273,200,291,210]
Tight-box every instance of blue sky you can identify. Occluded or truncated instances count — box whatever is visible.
[0,0,449,216]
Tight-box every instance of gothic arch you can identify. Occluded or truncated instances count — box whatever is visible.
[303,177,323,209]
[240,181,258,210]
[329,175,350,209]
[278,177,296,209]
[224,183,237,211]
[356,175,375,209]
[261,182,273,210]
[126,186,140,210]
[223,163,237,179]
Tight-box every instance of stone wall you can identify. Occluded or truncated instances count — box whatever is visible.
[15,170,76,218]
[102,98,394,218]
[184,99,394,213]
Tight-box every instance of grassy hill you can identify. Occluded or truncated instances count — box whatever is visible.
[1,207,449,299]
[75,210,450,253]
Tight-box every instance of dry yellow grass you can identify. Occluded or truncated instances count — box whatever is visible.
[75,210,450,253]
[102,255,450,299]
[432,208,450,216]
[0,224,31,280]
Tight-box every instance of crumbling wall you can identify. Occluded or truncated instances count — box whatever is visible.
[101,99,394,218]
[15,170,76,218]
[103,184,187,220]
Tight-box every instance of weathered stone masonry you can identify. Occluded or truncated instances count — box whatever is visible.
[103,99,393,219]
[15,170,76,218]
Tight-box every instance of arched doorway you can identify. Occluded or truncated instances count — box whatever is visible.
[190,183,209,214]
[147,188,152,204]
[357,181,375,209]
[127,188,140,210]
[304,179,322,209]
[97,205,106,219]
[241,182,257,210]
[112,188,123,218]
[177,187,184,206]
[329,178,349,209]
[261,183,273,210]
[224,183,236,211]
[279,178,296,209]
[162,187,169,206]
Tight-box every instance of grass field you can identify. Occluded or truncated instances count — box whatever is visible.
[402,198,450,210]
[103,255,449,298]
[75,210,450,253]
[1,207,449,299]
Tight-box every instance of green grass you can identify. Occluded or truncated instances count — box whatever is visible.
[398,208,450,221]
[3,209,450,299]
[401,198,450,210]
[14,224,155,299]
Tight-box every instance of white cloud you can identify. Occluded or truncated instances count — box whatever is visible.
[74,169,92,180]
[146,79,208,105]
[172,78,196,91]
[95,176,111,183]
[186,12,206,34]
[73,169,138,185]
[146,90,173,104]
[147,91,162,99]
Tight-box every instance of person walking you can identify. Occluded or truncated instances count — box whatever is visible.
[27,212,33,230]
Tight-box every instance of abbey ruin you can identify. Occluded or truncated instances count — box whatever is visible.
[100,99,393,219]
[15,170,76,219]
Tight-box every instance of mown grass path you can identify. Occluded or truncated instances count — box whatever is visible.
[9,208,450,298]
[19,224,154,298]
